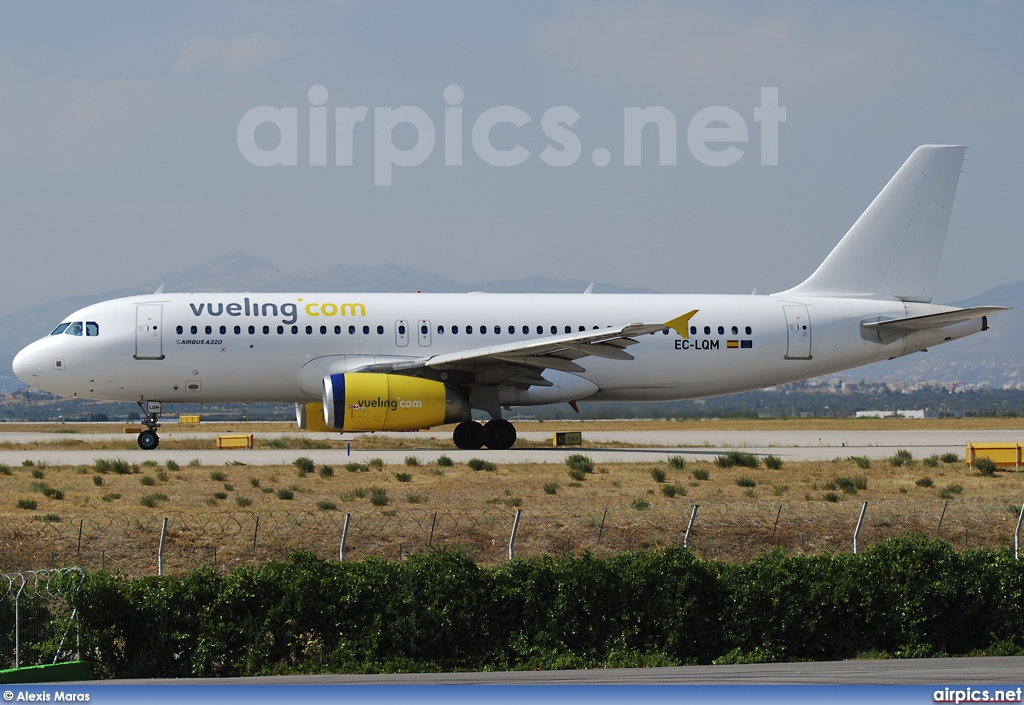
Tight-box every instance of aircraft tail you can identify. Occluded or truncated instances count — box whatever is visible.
[776,145,966,302]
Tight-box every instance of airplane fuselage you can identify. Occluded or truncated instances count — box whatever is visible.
[13,291,982,406]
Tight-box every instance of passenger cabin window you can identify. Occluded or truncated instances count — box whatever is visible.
[703,326,710,335]
[690,326,697,335]
[175,325,183,335]
[717,326,724,335]
[50,323,71,336]
[745,326,752,335]
[731,326,738,335]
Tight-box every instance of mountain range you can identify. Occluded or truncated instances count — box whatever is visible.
[1,252,1019,393]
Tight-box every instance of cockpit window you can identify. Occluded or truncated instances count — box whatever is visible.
[86,322,99,336]
[50,323,71,336]
[66,322,83,336]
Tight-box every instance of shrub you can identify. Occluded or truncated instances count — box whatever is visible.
[849,455,871,469]
[503,496,523,507]
[293,457,315,476]
[661,483,686,497]
[692,468,710,481]
[650,467,667,483]
[223,483,233,491]
[938,484,964,499]
[406,494,429,504]
[468,458,497,472]
[667,456,686,469]
[235,496,252,508]
[210,471,226,481]
[974,457,997,477]
[831,476,867,494]
[139,493,168,508]
[764,455,784,470]
[889,449,914,467]
[369,487,388,506]
[166,459,180,471]
[823,491,840,503]
[95,458,133,475]
[318,465,334,479]
[92,475,103,486]
[940,452,961,464]
[101,493,121,502]
[16,498,37,510]
[42,514,61,523]
[0,464,11,475]
[140,476,155,486]
[212,492,228,500]
[404,455,420,467]
[188,458,201,466]
[394,472,413,483]
[368,457,384,469]
[31,468,44,479]
[436,454,454,467]
[568,468,587,481]
[316,500,337,511]
[915,477,934,488]
[736,477,756,488]
[715,451,759,469]
[771,484,790,496]
[141,460,158,468]
[345,462,369,473]
[22,460,33,467]
[923,455,940,468]
[31,483,63,500]
[276,488,295,500]
[631,499,651,510]
[565,454,595,473]
[250,477,260,487]
[543,482,559,495]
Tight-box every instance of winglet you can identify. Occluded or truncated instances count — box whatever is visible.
[665,309,699,339]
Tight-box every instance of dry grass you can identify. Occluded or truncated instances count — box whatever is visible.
[1,448,1020,576]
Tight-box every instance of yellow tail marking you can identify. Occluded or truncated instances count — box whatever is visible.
[665,309,699,339]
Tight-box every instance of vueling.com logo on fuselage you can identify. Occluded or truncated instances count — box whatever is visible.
[354,397,424,412]
[188,297,366,325]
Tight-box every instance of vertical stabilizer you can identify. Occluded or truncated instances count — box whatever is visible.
[776,145,965,302]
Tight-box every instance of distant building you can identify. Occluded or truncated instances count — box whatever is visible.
[855,409,940,419]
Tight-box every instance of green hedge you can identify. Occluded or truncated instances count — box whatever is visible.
[72,536,1024,678]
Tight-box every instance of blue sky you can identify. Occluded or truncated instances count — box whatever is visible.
[1,1,1021,317]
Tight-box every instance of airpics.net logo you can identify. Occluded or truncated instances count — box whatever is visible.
[236,85,786,186]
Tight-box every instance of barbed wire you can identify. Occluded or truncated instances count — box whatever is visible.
[1,499,1020,576]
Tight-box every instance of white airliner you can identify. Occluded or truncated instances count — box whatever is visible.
[12,145,1005,450]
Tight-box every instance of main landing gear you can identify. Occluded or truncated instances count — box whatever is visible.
[136,400,162,450]
[452,419,517,450]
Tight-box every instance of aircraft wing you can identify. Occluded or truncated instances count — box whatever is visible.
[355,310,698,387]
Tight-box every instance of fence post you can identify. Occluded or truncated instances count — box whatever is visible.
[429,511,437,546]
[252,516,260,551]
[340,513,350,562]
[771,505,783,543]
[1015,501,1023,560]
[77,519,83,556]
[597,508,608,544]
[853,502,868,554]
[683,504,699,549]
[508,509,522,560]
[935,500,948,537]
[157,517,168,576]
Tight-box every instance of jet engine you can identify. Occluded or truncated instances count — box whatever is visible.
[322,372,470,431]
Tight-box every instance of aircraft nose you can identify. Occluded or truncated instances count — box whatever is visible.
[12,344,41,386]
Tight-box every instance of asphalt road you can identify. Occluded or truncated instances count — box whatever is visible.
[0,428,1019,466]
[94,655,1024,684]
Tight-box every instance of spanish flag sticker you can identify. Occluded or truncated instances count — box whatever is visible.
[727,340,739,349]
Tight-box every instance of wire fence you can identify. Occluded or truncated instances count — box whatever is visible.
[0,567,85,669]
[1,499,1021,577]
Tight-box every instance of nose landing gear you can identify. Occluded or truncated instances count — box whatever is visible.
[136,400,162,450]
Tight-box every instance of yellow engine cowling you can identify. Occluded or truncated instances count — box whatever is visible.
[322,372,470,432]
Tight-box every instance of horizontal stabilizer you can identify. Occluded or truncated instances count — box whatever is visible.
[861,306,1008,333]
